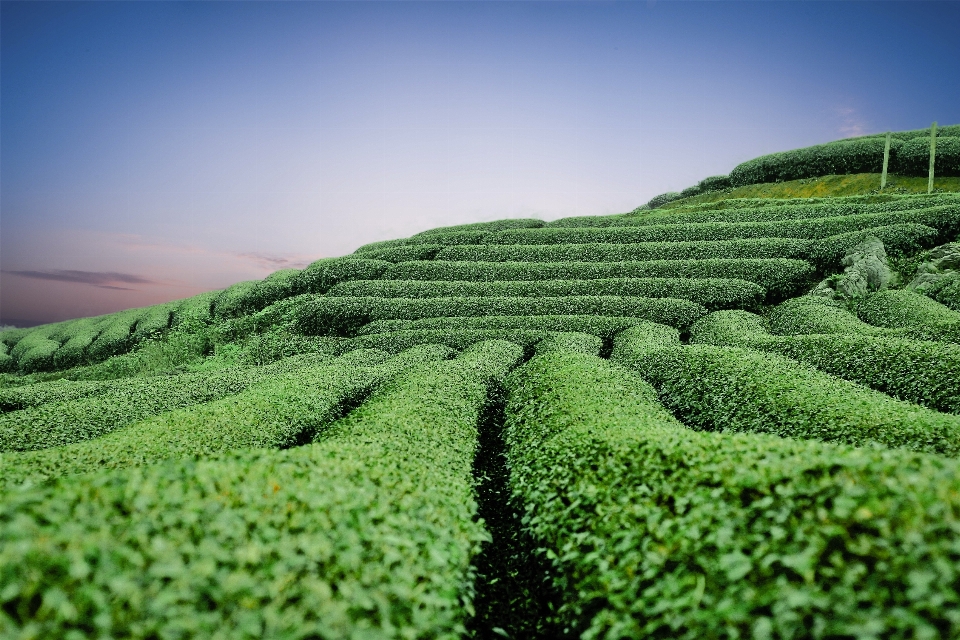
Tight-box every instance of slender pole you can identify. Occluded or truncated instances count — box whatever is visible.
[881,132,891,189]
[928,121,938,194]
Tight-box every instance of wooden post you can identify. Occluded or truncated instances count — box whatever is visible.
[881,132,891,189]
[928,121,938,194]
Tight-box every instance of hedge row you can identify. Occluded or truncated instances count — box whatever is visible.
[612,325,960,455]
[412,217,544,236]
[858,289,960,343]
[351,329,601,357]
[384,259,813,297]
[294,295,707,337]
[0,378,116,413]
[486,205,960,246]
[0,345,452,488]
[767,296,892,336]
[237,331,350,366]
[86,309,143,363]
[328,277,765,311]
[923,270,960,311]
[344,244,443,263]
[0,351,362,453]
[547,193,959,230]
[353,230,490,254]
[359,315,694,340]
[809,223,939,268]
[436,238,812,263]
[0,340,523,638]
[503,349,960,638]
[691,310,960,414]
[728,132,960,186]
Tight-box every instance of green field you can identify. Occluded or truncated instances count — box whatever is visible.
[3,128,960,638]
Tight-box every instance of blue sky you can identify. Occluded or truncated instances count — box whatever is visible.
[2,1,959,325]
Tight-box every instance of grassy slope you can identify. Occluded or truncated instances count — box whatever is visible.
[661,173,960,210]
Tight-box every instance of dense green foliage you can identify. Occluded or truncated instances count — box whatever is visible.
[504,350,960,638]
[691,310,960,413]
[436,238,812,262]
[612,325,960,455]
[0,341,522,638]
[858,289,960,342]
[0,345,453,488]
[729,126,960,186]
[328,277,764,310]
[294,295,706,337]
[3,129,960,635]
[384,259,813,297]
[358,314,677,340]
[0,353,357,452]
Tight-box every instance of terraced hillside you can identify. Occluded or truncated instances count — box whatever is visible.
[3,170,960,634]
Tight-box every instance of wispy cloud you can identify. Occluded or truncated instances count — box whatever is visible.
[2,269,162,291]
[835,106,868,138]
[234,252,315,270]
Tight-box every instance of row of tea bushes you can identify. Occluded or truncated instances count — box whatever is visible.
[857,289,960,343]
[767,296,893,336]
[503,349,960,638]
[437,238,812,263]
[728,130,960,186]
[436,224,937,272]
[293,295,707,337]
[328,277,765,311]
[484,205,960,246]
[546,192,960,230]
[0,351,348,453]
[357,314,680,340]
[0,345,453,488]
[611,325,960,456]
[691,310,960,414]
[0,340,522,638]
[411,217,545,236]
[384,259,813,298]
[352,329,602,358]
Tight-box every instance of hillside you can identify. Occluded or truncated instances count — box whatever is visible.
[2,128,960,638]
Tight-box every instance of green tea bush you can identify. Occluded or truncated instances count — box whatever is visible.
[691,310,960,413]
[238,330,349,366]
[328,277,765,311]
[924,270,960,310]
[487,205,960,245]
[503,350,960,638]
[0,352,360,453]
[344,244,443,262]
[386,259,813,297]
[858,289,960,343]
[0,345,13,374]
[52,318,109,369]
[211,280,261,320]
[295,295,707,337]
[12,335,62,374]
[212,294,319,343]
[172,290,220,325]
[729,137,901,186]
[604,194,959,228]
[412,217,544,236]
[0,341,521,638]
[436,238,812,263]
[354,230,490,253]
[359,314,666,340]
[768,296,888,335]
[809,223,939,268]
[896,136,960,176]
[0,327,31,349]
[131,302,177,342]
[0,345,452,488]
[352,329,556,355]
[0,378,115,413]
[86,309,143,362]
[532,331,603,357]
[612,335,960,455]
[291,257,390,295]
[246,268,303,311]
